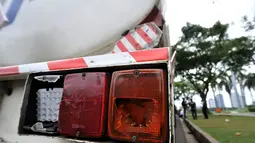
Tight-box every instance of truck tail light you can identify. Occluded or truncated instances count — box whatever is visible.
[58,72,109,138]
[108,69,168,143]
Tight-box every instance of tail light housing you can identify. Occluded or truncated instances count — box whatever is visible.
[108,69,168,143]
[58,72,109,138]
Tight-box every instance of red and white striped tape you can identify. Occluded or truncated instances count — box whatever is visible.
[170,51,177,83]
[0,48,169,77]
[112,22,162,53]
[171,51,176,65]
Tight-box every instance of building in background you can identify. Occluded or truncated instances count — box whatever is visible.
[208,98,216,108]
[231,73,246,108]
[231,90,239,108]
[241,95,246,107]
[215,94,225,108]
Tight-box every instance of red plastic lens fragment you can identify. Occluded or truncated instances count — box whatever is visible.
[108,69,168,143]
[58,72,109,138]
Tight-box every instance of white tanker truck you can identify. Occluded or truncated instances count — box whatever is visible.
[0,0,176,143]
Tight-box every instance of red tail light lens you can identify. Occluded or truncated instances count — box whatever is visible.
[108,69,168,143]
[58,72,109,138]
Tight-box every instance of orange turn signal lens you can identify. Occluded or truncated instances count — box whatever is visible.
[108,69,168,143]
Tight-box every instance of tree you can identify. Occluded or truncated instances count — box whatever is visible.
[242,14,255,64]
[224,36,255,69]
[244,73,255,104]
[210,71,230,108]
[218,75,234,107]
[240,14,255,105]
[210,81,218,108]
[175,20,255,116]
[242,14,255,32]
[174,80,195,101]
[236,72,247,107]
[175,21,229,118]
[223,36,255,108]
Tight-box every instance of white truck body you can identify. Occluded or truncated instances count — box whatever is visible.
[0,0,158,66]
[0,0,173,143]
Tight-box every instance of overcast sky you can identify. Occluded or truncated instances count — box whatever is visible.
[166,0,255,108]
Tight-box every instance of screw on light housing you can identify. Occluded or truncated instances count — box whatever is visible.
[133,70,140,76]
[82,73,86,80]
[132,136,136,142]
[76,130,80,137]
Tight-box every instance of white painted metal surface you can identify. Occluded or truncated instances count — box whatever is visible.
[0,3,8,27]
[0,80,69,143]
[0,0,157,66]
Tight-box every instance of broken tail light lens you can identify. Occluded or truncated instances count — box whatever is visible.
[108,69,168,143]
[58,72,109,138]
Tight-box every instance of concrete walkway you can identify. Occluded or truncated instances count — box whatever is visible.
[214,113,255,117]
[180,119,198,143]
[175,116,187,143]
[175,116,198,143]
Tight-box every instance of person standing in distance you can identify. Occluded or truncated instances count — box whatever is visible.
[181,98,187,118]
[189,99,197,120]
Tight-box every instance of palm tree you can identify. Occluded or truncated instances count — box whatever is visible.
[210,81,218,108]
[236,72,247,107]
[218,76,234,107]
[244,73,255,104]
[231,72,244,108]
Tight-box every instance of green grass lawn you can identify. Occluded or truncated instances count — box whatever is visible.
[190,115,255,143]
